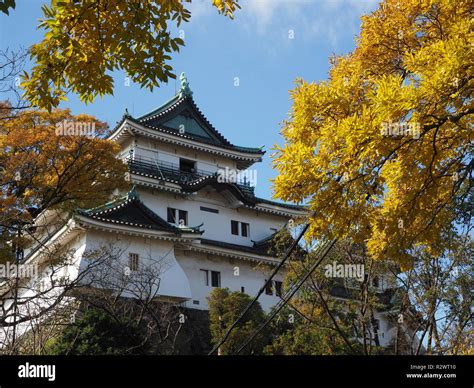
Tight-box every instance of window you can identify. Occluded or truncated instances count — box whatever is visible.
[231,220,250,237]
[200,206,219,214]
[179,158,195,173]
[241,222,249,237]
[264,279,273,295]
[275,281,283,297]
[201,269,220,288]
[200,269,209,286]
[178,210,188,226]
[264,280,282,297]
[241,286,245,293]
[167,207,188,226]
[167,208,175,223]
[231,220,239,235]
[128,253,139,272]
[211,271,221,288]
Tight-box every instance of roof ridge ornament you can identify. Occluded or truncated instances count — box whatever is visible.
[179,72,193,98]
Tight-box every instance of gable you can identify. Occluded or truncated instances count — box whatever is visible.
[132,90,265,160]
[139,98,229,146]
[160,110,216,141]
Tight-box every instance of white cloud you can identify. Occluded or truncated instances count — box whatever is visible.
[187,0,379,50]
[187,0,214,19]
[243,0,378,42]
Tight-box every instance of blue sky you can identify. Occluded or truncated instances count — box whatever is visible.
[0,0,378,200]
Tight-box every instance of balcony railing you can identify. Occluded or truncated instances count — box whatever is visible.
[127,156,255,196]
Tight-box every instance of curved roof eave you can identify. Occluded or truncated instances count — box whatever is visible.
[110,117,265,164]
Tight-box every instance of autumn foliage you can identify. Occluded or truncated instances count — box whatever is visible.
[272,0,473,269]
[0,104,129,230]
[20,0,240,111]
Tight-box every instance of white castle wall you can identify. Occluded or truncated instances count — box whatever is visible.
[139,189,289,246]
[82,232,192,301]
[0,232,86,348]
[134,137,238,171]
[176,250,283,311]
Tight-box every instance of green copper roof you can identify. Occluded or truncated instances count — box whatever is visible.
[132,76,264,155]
[78,189,203,235]
[136,93,181,122]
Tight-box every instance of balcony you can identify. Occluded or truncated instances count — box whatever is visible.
[127,156,255,196]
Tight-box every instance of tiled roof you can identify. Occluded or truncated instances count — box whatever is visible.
[328,285,398,309]
[128,159,306,212]
[254,197,308,211]
[78,191,202,235]
[200,229,304,258]
[135,94,265,155]
[252,229,308,258]
[199,238,274,257]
